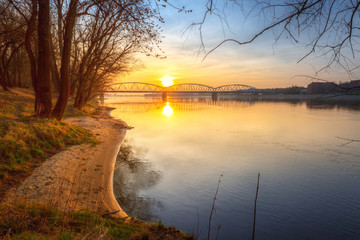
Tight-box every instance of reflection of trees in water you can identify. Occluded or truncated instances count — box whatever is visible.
[306,99,360,111]
[113,141,163,221]
[233,95,360,111]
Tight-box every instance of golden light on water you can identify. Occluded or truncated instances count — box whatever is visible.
[162,102,173,117]
[160,76,175,87]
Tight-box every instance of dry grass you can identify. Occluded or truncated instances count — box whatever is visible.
[1,201,140,239]
[0,201,194,240]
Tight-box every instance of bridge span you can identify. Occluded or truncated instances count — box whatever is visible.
[106,82,256,99]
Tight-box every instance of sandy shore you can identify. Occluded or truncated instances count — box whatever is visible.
[5,110,131,218]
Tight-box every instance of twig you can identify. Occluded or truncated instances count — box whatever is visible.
[215,224,222,240]
[102,210,120,217]
[195,208,201,239]
[252,172,260,240]
[207,174,223,240]
[81,230,93,240]
[336,136,360,146]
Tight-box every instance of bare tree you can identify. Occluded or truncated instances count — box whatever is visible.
[51,0,78,119]
[194,0,360,78]
[0,2,27,90]
[71,0,163,110]
[5,0,52,116]
[0,32,23,91]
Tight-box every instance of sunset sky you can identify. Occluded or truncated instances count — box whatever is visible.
[121,0,354,88]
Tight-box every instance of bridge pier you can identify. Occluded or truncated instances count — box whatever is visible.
[212,92,218,101]
[162,92,167,100]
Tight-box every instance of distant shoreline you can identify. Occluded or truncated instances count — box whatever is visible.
[230,94,360,101]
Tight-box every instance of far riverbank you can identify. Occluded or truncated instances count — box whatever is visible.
[220,94,360,110]
[222,93,360,100]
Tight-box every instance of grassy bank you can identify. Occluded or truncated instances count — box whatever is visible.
[0,89,98,201]
[0,201,193,239]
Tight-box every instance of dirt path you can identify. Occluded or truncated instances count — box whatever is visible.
[5,114,131,218]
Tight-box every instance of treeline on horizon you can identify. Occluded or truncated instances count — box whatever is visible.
[0,0,166,119]
[256,80,360,95]
[254,86,306,95]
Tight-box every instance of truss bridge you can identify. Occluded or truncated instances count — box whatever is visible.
[106,82,256,99]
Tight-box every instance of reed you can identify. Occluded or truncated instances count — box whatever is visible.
[207,174,223,240]
[252,172,261,240]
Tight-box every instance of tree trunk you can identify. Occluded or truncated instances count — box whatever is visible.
[24,0,38,111]
[0,70,9,91]
[50,37,61,92]
[4,70,12,88]
[6,71,13,88]
[0,81,9,91]
[55,0,64,57]
[74,79,86,110]
[52,0,78,120]
[36,0,52,118]
[3,44,22,88]
[17,70,21,88]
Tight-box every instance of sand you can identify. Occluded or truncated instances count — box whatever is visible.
[5,111,131,219]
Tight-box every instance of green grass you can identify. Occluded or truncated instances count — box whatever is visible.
[0,118,97,165]
[0,202,194,240]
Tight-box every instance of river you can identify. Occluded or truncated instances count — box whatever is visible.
[106,95,360,240]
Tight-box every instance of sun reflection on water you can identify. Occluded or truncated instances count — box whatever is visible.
[162,102,173,117]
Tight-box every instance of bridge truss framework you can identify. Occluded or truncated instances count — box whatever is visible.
[106,82,256,93]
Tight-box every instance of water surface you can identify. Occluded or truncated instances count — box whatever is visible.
[108,96,360,240]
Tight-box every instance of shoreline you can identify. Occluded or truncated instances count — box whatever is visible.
[5,107,131,219]
[231,94,360,100]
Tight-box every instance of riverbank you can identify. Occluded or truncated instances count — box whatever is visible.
[1,88,129,216]
[5,111,131,218]
[0,89,99,201]
[0,89,194,239]
[227,93,360,100]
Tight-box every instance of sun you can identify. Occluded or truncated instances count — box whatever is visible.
[160,76,175,87]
